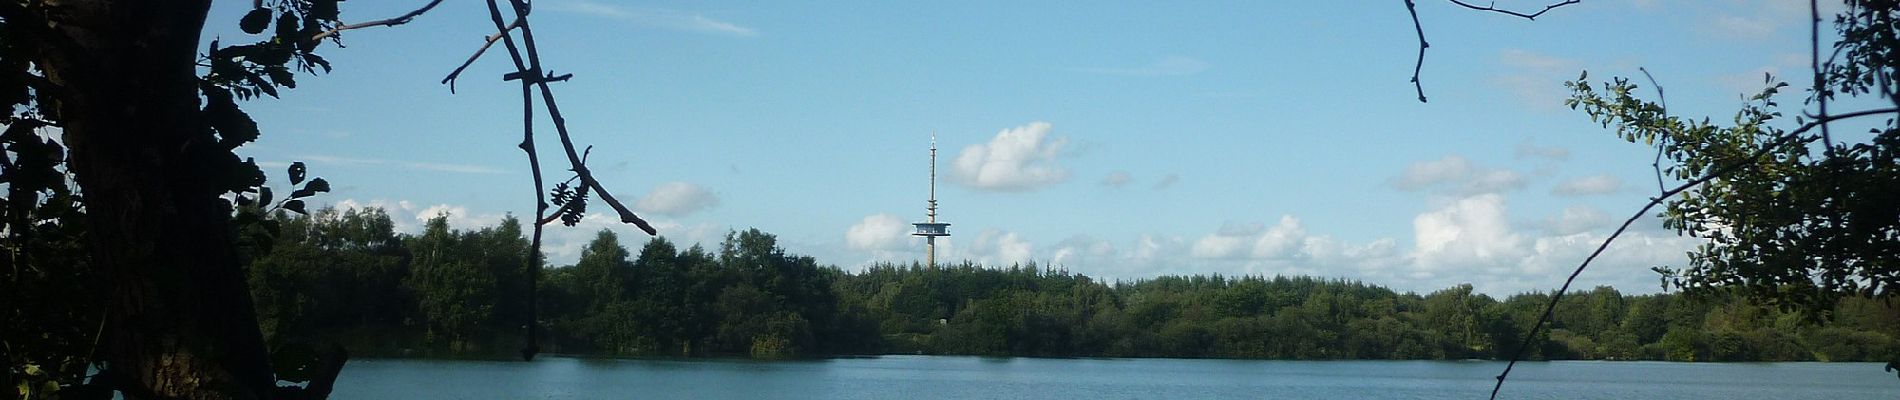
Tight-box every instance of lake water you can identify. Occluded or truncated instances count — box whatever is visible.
[332,355,1897,399]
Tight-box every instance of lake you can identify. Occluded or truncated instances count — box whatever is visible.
[332,356,1897,399]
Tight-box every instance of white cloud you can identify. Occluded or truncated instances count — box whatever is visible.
[1542,205,1613,235]
[1101,171,1133,188]
[949,122,1070,192]
[1412,194,1525,271]
[1077,55,1209,76]
[958,229,1034,266]
[1050,235,1116,269]
[1250,216,1307,259]
[550,1,757,37]
[1552,174,1624,196]
[845,213,911,251]
[633,181,720,216]
[1390,155,1526,195]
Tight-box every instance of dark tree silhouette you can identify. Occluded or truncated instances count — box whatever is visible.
[1,0,653,397]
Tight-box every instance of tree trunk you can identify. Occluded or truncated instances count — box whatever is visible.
[35,1,276,398]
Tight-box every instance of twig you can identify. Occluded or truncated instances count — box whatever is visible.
[1811,0,1834,156]
[1404,0,1430,103]
[535,201,577,226]
[1639,67,1668,195]
[1487,105,1900,400]
[441,18,525,93]
[1402,1,1582,103]
[1447,0,1581,20]
[310,0,446,41]
[506,0,658,235]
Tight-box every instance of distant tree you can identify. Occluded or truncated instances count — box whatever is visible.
[406,215,494,352]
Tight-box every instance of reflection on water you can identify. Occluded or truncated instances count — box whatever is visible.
[333,355,1898,399]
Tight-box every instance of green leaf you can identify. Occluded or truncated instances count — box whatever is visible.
[240,8,272,34]
[259,186,274,206]
[282,199,307,215]
[289,162,307,185]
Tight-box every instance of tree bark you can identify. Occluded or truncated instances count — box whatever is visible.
[34,1,276,398]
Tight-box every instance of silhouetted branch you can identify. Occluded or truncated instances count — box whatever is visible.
[1447,0,1580,20]
[1404,0,1430,103]
[445,0,659,362]
[1639,67,1668,195]
[1488,105,1900,400]
[440,18,524,93]
[1402,1,1582,103]
[1811,0,1835,155]
[311,0,445,41]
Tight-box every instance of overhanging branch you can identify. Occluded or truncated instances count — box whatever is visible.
[1487,105,1900,400]
[311,0,446,41]
[1403,0,1582,103]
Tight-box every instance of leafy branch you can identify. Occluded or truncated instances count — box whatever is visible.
[1485,86,1900,399]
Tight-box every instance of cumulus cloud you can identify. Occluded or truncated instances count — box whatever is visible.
[845,213,911,251]
[1540,205,1613,236]
[633,181,720,216]
[950,122,1071,192]
[1412,194,1525,271]
[1050,235,1116,269]
[961,229,1035,266]
[1390,155,1527,195]
[1552,174,1623,196]
[550,1,757,36]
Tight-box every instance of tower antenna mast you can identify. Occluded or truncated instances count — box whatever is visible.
[912,132,951,267]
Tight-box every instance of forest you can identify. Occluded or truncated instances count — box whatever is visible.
[246,207,1899,362]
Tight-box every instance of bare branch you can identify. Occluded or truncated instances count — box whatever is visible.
[1404,0,1430,103]
[1488,105,1900,400]
[310,0,446,41]
[1403,1,1581,103]
[1447,0,1581,20]
[1639,67,1668,195]
[441,18,525,93]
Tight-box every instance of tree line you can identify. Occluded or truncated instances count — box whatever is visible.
[243,207,1899,362]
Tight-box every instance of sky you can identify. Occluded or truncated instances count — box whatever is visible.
[208,0,1842,296]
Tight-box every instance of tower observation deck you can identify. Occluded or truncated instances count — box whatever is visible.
[912,133,950,267]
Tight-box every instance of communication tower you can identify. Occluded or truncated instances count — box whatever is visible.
[911,132,951,267]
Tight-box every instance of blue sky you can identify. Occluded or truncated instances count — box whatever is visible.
[213,0,1834,295]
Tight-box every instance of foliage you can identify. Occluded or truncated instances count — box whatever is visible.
[232,216,1900,363]
[1564,1,1900,318]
